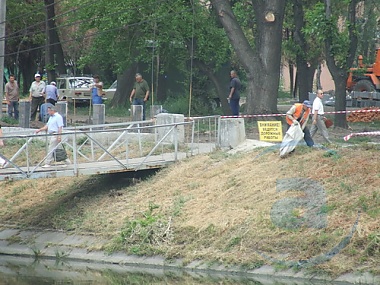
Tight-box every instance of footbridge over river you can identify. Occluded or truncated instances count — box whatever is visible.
[0,115,225,181]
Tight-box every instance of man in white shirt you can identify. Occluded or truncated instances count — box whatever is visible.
[36,106,70,167]
[310,90,332,144]
[29,73,46,121]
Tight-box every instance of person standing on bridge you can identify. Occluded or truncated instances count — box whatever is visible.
[36,106,71,168]
[130,73,150,120]
[228,70,241,116]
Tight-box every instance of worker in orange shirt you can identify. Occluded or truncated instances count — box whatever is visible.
[286,100,314,147]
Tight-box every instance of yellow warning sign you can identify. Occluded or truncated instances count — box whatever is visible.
[258,121,283,142]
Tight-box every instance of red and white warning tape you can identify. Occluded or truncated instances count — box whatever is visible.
[219,108,380,119]
[325,108,380,115]
[221,113,284,118]
[343,131,380,141]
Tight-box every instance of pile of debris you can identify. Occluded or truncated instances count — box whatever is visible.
[347,107,380,122]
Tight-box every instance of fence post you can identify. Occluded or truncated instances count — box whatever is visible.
[132,105,143,121]
[19,101,31,128]
[93,104,105,125]
[56,102,68,126]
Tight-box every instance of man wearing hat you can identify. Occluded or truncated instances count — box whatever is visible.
[45,81,59,105]
[285,100,314,147]
[36,106,70,168]
[29,73,46,121]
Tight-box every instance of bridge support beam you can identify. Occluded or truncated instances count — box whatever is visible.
[218,118,246,149]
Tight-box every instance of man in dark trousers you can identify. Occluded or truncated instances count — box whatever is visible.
[285,100,314,147]
[129,73,150,120]
[29,73,46,121]
[228,70,241,116]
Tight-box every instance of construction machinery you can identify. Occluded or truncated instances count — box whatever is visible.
[346,48,380,92]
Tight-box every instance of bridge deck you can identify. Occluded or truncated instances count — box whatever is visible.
[0,143,215,181]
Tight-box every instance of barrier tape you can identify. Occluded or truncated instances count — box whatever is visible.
[220,108,380,119]
[343,131,380,141]
[221,113,284,118]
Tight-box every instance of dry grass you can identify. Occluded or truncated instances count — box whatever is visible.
[0,143,380,277]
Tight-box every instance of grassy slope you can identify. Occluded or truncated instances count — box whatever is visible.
[0,144,379,277]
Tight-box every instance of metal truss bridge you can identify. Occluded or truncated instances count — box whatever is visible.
[0,117,219,181]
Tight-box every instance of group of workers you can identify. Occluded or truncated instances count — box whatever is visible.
[228,70,332,148]
[285,89,332,149]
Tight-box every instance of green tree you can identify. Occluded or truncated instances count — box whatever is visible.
[63,0,231,114]
[356,0,380,60]
[210,0,286,114]
[44,0,66,82]
[304,1,359,128]
[5,0,46,94]
[283,0,324,101]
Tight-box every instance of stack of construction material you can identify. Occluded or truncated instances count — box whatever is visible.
[347,107,380,122]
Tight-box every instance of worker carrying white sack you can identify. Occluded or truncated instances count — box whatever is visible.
[280,100,314,157]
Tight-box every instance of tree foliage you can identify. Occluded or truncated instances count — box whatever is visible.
[5,0,45,94]
[62,0,231,110]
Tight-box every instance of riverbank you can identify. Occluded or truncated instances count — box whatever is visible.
[0,140,379,284]
[0,227,378,284]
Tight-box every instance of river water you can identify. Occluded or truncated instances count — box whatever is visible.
[0,255,351,285]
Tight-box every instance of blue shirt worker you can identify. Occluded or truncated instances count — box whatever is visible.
[45,81,59,105]
[36,106,71,168]
[228,70,241,116]
[91,75,104,105]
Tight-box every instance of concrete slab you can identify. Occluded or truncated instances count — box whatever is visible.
[0,229,20,239]
[59,234,99,246]
[34,231,67,244]
[227,139,274,154]
[219,118,246,148]
[17,230,39,241]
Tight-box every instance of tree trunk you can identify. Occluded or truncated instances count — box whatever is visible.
[292,0,316,102]
[334,78,348,128]
[288,62,294,98]
[52,28,66,76]
[316,64,322,90]
[110,64,138,107]
[45,0,55,82]
[324,0,358,128]
[45,0,66,79]
[193,59,231,115]
[251,0,286,114]
[211,0,285,114]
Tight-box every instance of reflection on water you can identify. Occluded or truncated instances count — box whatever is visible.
[0,255,337,285]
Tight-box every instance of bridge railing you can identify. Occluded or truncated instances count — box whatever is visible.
[0,116,220,179]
